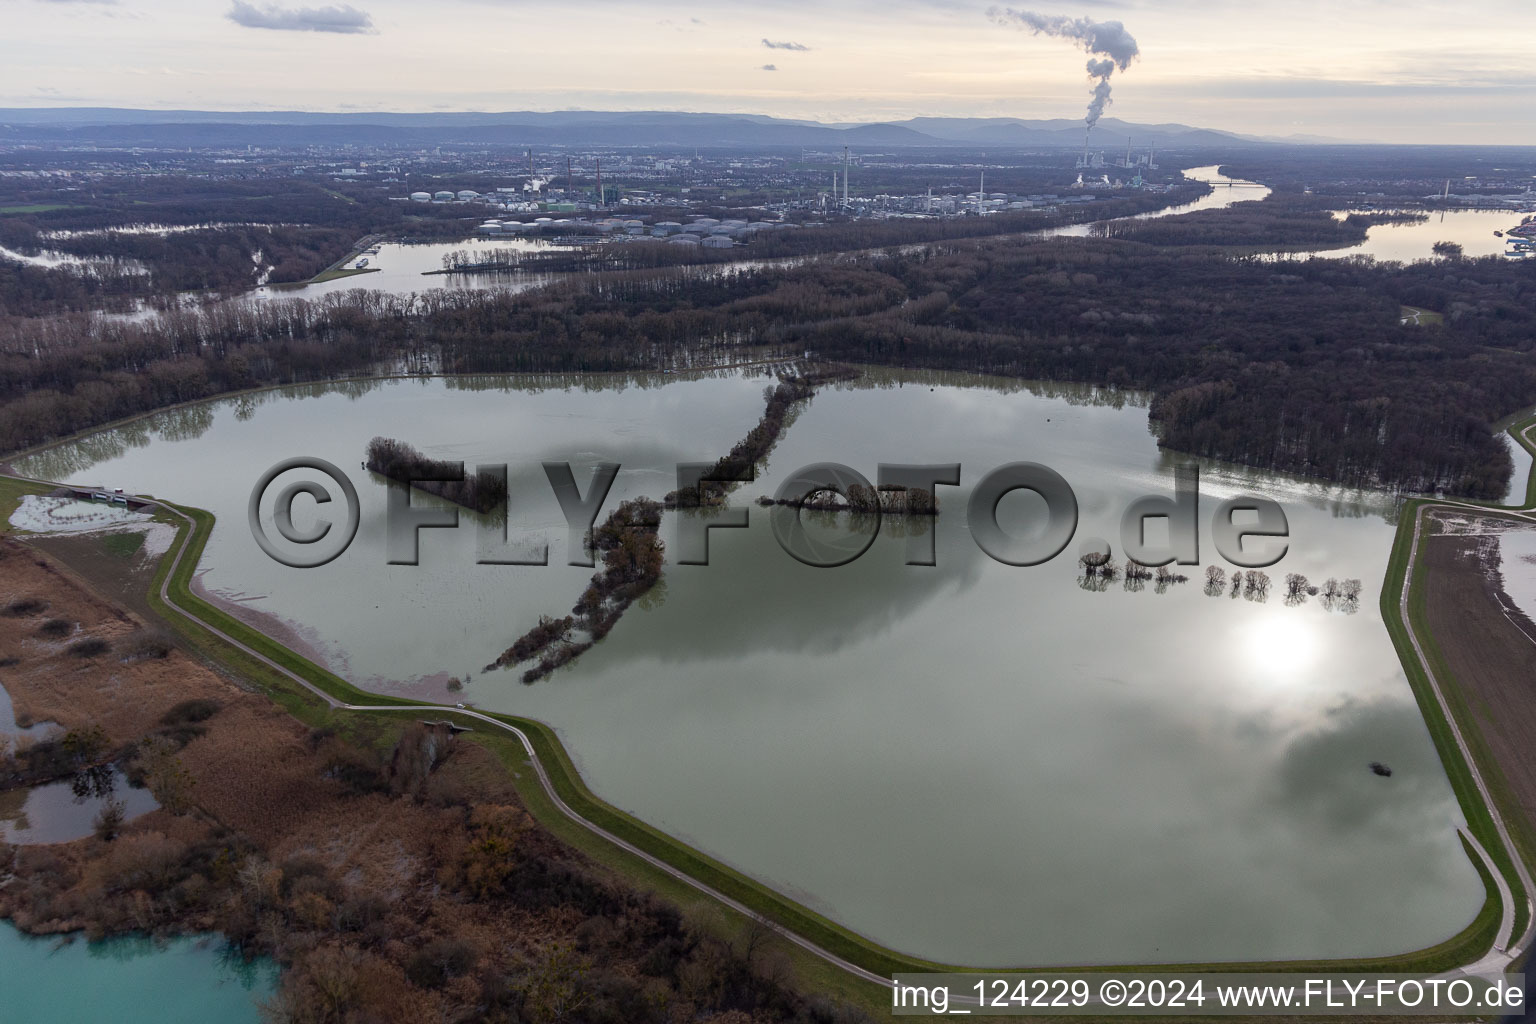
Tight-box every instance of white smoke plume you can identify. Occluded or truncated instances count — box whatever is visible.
[989,8,1140,130]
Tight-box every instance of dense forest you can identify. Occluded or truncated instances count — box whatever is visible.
[2,191,1534,497]
[1110,196,1424,247]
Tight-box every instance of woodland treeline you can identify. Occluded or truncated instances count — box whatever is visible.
[1111,195,1425,247]
[3,196,1534,495]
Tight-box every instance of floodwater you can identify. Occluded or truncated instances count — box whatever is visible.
[1496,416,1535,507]
[0,679,57,743]
[1267,208,1532,263]
[0,923,276,1024]
[1047,166,1533,263]
[0,767,159,845]
[251,235,570,302]
[1495,527,1536,626]
[15,369,1485,967]
[0,243,147,277]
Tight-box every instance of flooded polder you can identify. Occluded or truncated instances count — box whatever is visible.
[14,368,1485,966]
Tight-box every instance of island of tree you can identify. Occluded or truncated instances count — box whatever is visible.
[495,366,857,683]
[364,436,508,514]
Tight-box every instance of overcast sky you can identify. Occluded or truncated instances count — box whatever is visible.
[2,0,1532,144]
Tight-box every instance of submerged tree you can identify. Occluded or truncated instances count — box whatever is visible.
[1244,570,1272,600]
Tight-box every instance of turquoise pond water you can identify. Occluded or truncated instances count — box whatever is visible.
[0,924,277,1024]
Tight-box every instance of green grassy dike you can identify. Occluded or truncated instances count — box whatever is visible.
[1379,500,1529,948]
[119,489,1512,995]
[1365,411,1536,965]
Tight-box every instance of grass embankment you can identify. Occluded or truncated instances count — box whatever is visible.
[145,502,413,724]
[126,491,1514,986]
[1400,305,1446,326]
[1380,501,1530,948]
[301,265,381,285]
[1369,410,1536,958]
[0,204,78,214]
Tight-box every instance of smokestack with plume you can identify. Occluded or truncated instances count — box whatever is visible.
[988,8,1140,133]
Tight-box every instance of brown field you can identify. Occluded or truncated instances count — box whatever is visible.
[1420,518,1536,842]
[0,536,183,738]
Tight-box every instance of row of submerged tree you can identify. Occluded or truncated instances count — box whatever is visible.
[487,497,666,683]
[1078,553,1362,609]
[662,366,857,509]
[1078,551,1189,594]
[496,367,853,683]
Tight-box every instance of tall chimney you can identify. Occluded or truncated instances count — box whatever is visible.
[596,156,602,207]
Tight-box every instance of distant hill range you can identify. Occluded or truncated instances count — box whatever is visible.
[0,108,1346,149]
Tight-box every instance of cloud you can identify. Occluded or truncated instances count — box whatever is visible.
[226,1,375,34]
[760,64,778,71]
[762,38,810,51]
[34,0,118,4]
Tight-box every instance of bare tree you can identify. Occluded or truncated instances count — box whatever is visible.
[1244,570,1271,599]
[92,797,125,841]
